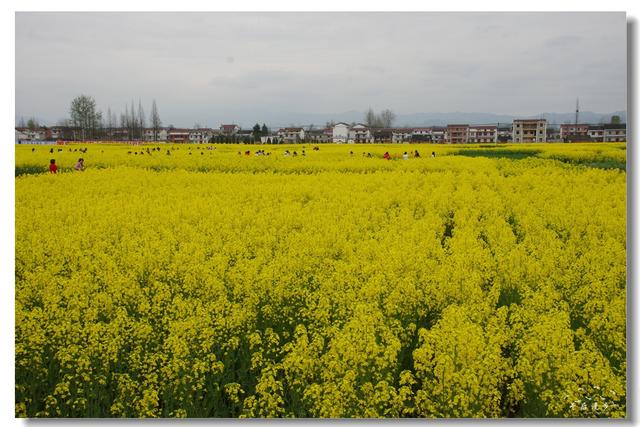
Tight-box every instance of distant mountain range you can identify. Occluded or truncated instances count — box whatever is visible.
[261,110,627,128]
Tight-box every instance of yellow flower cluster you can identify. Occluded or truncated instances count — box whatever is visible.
[15,143,626,417]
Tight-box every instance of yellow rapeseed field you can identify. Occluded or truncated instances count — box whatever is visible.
[15,143,626,417]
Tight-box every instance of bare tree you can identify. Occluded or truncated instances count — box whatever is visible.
[124,104,131,140]
[111,109,118,136]
[380,109,396,128]
[364,108,387,128]
[97,110,104,139]
[106,107,112,138]
[150,99,162,141]
[365,108,377,128]
[129,100,137,140]
[120,112,126,140]
[138,99,146,140]
[106,107,115,140]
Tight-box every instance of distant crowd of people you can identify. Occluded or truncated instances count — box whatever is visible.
[37,143,437,174]
[350,150,436,159]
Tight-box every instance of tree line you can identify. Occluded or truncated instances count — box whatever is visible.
[47,95,164,141]
[21,97,399,143]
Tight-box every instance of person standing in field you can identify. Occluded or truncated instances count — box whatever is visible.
[403,152,409,160]
[383,151,391,160]
[74,158,85,171]
[49,159,57,174]
[431,151,436,158]
[414,150,421,158]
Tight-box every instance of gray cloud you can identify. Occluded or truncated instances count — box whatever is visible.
[15,12,626,127]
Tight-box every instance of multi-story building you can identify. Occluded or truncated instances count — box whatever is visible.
[332,123,349,143]
[392,128,413,143]
[220,124,241,135]
[430,127,446,143]
[603,124,626,142]
[278,127,305,143]
[144,128,168,141]
[587,125,604,141]
[348,124,372,143]
[15,128,29,141]
[447,124,470,144]
[560,124,590,141]
[188,128,214,143]
[15,127,49,141]
[545,126,561,142]
[306,128,331,143]
[411,127,433,142]
[468,125,497,143]
[323,127,333,142]
[497,126,512,143]
[512,119,547,142]
[167,128,190,143]
[373,129,393,143]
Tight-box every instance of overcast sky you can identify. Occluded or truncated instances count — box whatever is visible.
[15,12,626,127]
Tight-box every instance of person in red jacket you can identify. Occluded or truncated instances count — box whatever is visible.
[49,159,57,174]
[383,151,391,160]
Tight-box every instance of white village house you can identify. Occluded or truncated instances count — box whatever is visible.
[277,127,305,143]
[144,128,169,141]
[332,123,349,143]
[347,124,373,143]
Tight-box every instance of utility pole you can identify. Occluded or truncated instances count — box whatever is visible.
[575,98,579,126]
